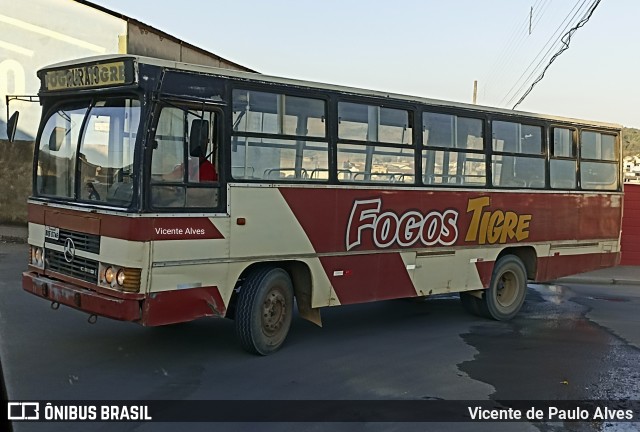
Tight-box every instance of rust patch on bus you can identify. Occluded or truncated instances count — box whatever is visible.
[141,286,226,326]
[23,272,141,322]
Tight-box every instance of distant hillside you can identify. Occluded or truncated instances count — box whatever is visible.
[624,127,640,157]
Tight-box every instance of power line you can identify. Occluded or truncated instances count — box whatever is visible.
[512,0,602,109]
[500,0,589,107]
[499,0,588,106]
[493,0,556,96]
[483,0,555,97]
[481,0,548,95]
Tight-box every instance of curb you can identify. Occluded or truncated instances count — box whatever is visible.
[0,235,26,244]
[553,277,640,286]
[0,225,28,244]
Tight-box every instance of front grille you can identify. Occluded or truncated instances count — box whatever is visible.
[46,229,100,254]
[46,249,99,284]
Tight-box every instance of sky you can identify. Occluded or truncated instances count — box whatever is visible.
[90,0,640,128]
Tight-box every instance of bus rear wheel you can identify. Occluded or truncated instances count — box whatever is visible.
[235,266,293,355]
[480,255,528,321]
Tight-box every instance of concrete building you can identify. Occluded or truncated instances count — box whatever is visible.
[1,0,253,140]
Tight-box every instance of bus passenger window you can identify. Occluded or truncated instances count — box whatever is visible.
[422,112,485,186]
[550,160,576,189]
[550,127,576,189]
[231,89,328,182]
[580,130,618,190]
[337,143,415,184]
[492,120,545,188]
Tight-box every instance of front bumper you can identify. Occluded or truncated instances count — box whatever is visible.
[22,272,142,322]
[22,271,227,326]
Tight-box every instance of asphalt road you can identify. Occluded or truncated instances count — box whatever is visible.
[1,242,639,432]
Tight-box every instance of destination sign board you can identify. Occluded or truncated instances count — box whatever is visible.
[42,61,134,91]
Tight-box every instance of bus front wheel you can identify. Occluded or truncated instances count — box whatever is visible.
[235,266,293,355]
[480,255,528,321]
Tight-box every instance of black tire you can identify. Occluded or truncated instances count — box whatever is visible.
[480,255,528,321]
[235,266,293,355]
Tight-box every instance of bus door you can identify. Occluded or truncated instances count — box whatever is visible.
[147,103,230,298]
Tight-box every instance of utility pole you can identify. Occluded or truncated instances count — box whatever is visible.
[472,80,478,104]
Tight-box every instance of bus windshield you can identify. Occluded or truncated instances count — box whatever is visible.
[36,98,141,207]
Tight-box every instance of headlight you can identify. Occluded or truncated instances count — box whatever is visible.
[30,246,44,268]
[99,263,141,292]
[104,266,115,284]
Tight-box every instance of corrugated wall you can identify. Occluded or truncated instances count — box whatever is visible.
[621,183,640,265]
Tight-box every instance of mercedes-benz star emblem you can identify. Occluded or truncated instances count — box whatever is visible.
[63,238,76,263]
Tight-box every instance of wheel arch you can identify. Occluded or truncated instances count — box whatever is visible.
[496,246,537,280]
[230,260,321,327]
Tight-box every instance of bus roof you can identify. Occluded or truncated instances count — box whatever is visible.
[40,54,622,130]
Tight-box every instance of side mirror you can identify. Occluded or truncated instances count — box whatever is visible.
[6,111,19,142]
[49,126,66,151]
[189,119,209,157]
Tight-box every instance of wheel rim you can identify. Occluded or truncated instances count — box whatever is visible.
[495,271,519,308]
[261,288,287,337]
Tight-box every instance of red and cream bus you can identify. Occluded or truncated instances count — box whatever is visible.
[15,55,622,354]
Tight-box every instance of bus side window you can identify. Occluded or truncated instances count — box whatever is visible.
[231,90,328,182]
[150,107,219,209]
[422,112,485,186]
[492,121,545,188]
[550,127,576,189]
[580,131,618,190]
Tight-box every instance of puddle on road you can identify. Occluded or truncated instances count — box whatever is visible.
[458,284,640,432]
